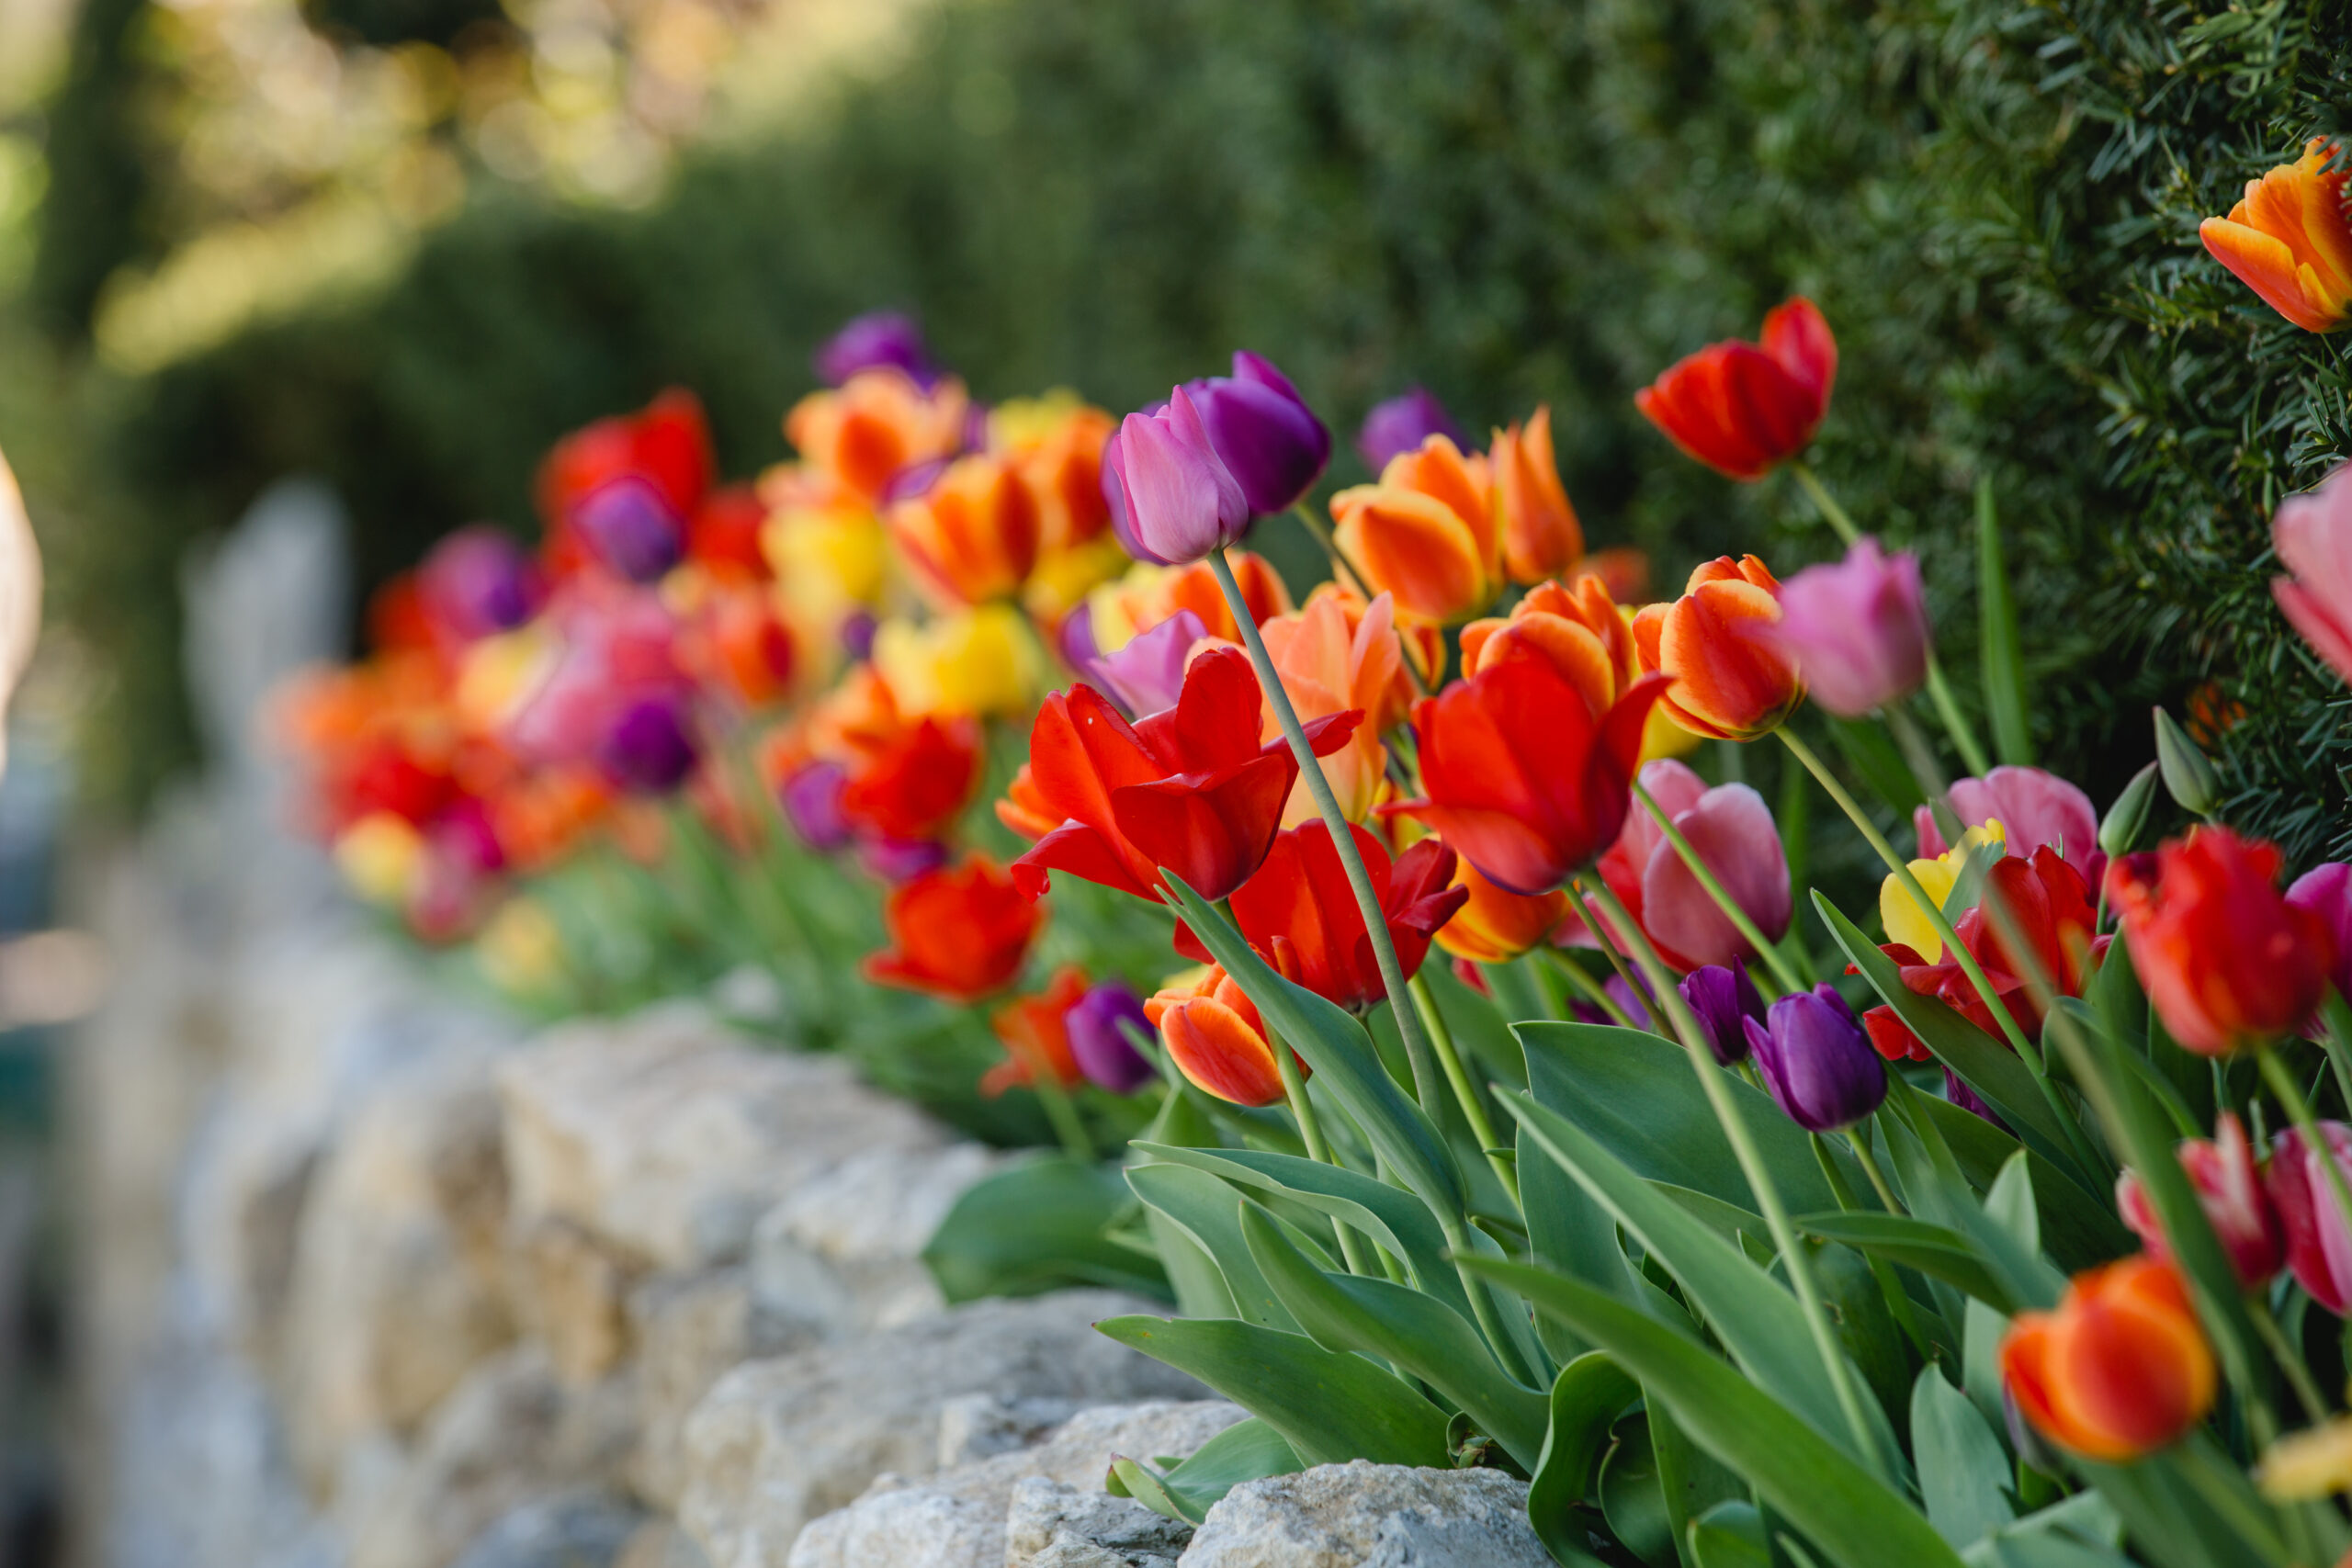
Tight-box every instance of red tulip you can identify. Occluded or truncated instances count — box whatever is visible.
[1388,655,1669,897]
[999,646,1361,903]
[1882,846,2109,1044]
[537,389,715,581]
[2117,1113,2284,1289]
[838,714,980,844]
[864,855,1041,1001]
[983,965,1091,1097]
[2001,1256,2216,1461]
[1634,299,1838,481]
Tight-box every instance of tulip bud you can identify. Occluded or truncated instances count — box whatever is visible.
[1944,1069,2007,1131]
[1147,964,1297,1108]
[2098,761,2161,860]
[1102,389,1252,567]
[2000,1257,2216,1461]
[418,526,542,642]
[1679,960,1766,1065]
[597,696,698,794]
[778,761,853,852]
[2153,706,2220,817]
[1767,538,1929,717]
[2116,1113,2283,1289]
[1356,387,1465,474]
[575,478,687,583]
[1742,985,1887,1133]
[814,310,937,389]
[2266,1122,2352,1314]
[2287,861,2352,1005]
[2199,140,2352,334]
[1064,980,1158,1093]
[1188,352,1332,517]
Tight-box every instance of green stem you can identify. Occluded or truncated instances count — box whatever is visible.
[1209,548,1450,1121]
[1411,974,1521,1207]
[1922,655,1992,779]
[1883,705,1963,849]
[1541,946,1638,1030]
[1030,1063,1095,1164]
[2318,991,2352,1113]
[1633,779,1805,996]
[1788,459,1859,547]
[2247,1296,2328,1424]
[1589,880,1890,1479]
[1275,1035,1374,1277]
[1561,878,1661,1034]
[1817,1132,1932,1359]
[1845,1127,1905,1215]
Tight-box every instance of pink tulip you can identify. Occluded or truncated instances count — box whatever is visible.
[507,582,692,772]
[1769,537,1928,717]
[1914,764,2103,887]
[2274,465,2352,687]
[2116,1113,2283,1289]
[2287,861,2352,1010]
[2269,1122,2352,1314]
[1624,759,1792,971]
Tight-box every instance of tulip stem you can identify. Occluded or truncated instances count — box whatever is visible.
[2317,990,2352,1114]
[2258,1045,2352,1289]
[1921,657,1993,780]
[1631,779,1806,996]
[1289,502,1430,695]
[2247,1296,2329,1424]
[1540,946,1639,1031]
[1409,974,1520,1207]
[1589,879,1893,1481]
[1787,459,1860,547]
[1273,1036,1376,1277]
[1844,1127,1905,1215]
[1559,880,1664,1035]
[1883,706,1965,849]
[1208,547,1449,1121]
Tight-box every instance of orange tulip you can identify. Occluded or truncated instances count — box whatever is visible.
[1256,587,1413,824]
[887,454,1043,607]
[1490,407,1582,585]
[983,964,1091,1097]
[1145,963,1302,1108]
[1010,406,1117,552]
[1461,571,1639,703]
[2199,140,2352,333]
[2001,1256,2216,1461]
[1432,855,1570,965]
[1329,436,1503,626]
[1100,553,1295,648]
[863,854,1041,1002]
[785,367,970,506]
[1633,556,1805,740]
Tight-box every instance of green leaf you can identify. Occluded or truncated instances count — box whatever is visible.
[1108,1416,1300,1526]
[1652,1393,1749,1568]
[1161,875,1464,1218]
[1828,715,1927,814]
[1961,1537,2133,1568]
[1237,1202,1552,1470]
[1459,1257,1968,1568]
[924,1156,1171,1303]
[1141,1202,1238,1322]
[1794,1212,2018,1313]
[1094,1315,1451,1470]
[1528,1351,1640,1559]
[1600,1414,1677,1567]
[1880,1081,2064,1311]
[1917,1093,2132,1273]
[1125,1164,1301,1332]
[1689,1500,1772,1568]
[1977,477,2033,767]
[1912,1365,2016,1549]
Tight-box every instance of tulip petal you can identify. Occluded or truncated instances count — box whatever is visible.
[1160,997,1289,1107]
[1110,749,1298,903]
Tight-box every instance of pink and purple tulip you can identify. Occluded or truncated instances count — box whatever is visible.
[1102,387,1251,566]
[597,695,699,794]
[1626,760,1792,971]
[1768,537,1928,717]
[419,526,542,642]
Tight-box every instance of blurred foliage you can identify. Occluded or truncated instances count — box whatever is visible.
[25,0,2352,859]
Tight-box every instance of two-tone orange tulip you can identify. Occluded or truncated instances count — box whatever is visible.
[1433,856,1569,965]
[1256,587,1413,824]
[1146,963,1302,1108]
[1329,436,1503,626]
[1633,556,1805,740]
[1010,406,1116,552]
[887,454,1042,607]
[863,854,1040,1002]
[2199,140,2352,333]
[1461,572,1639,699]
[2001,1256,2216,1461]
[1490,407,1582,585]
[785,367,970,506]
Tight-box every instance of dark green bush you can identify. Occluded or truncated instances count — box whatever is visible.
[58,0,2352,855]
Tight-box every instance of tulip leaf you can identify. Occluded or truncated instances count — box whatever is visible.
[1960,1532,2134,1568]
[1142,1202,1238,1323]
[1107,1416,1300,1526]
[1880,1079,2064,1311]
[1159,875,1465,1219]
[1828,714,1927,815]
[1917,1091,2132,1273]
[1125,1164,1304,1333]
[1911,1364,2017,1549]
[1599,1413,1676,1566]
[923,1154,1173,1304]
[1527,1351,1641,1559]
[1651,1392,1750,1568]
[1688,1501,1773,1568]
[2075,1445,2294,1568]
[1458,1256,1970,1568]
[1977,478,2034,768]
[1094,1314,1452,1470]
[1793,1212,2019,1314]
[1237,1201,1552,1469]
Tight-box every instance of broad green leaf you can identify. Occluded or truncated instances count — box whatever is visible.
[2002,1492,2122,1551]
[1962,1534,2132,1568]
[1912,1365,2015,1548]
[1141,1203,1237,1322]
[1107,1416,1300,1525]
[1528,1351,1639,1559]
[924,1156,1171,1303]
[1125,1164,1300,1332]
[1688,1501,1772,1568]
[1423,957,1528,1092]
[1599,1414,1676,1568]
[1095,1315,1450,1470]
[1961,1297,2008,1436]
[1652,1393,1748,1568]
[1162,876,1464,1218]
[1794,1212,2018,1314]
[1918,1094,2132,1272]
[1805,1224,1913,1427]
[1460,1257,1968,1568]
[1984,1152,2038,1253]
[1881,1082,2063,1311]
[1238,1203,1551,1469]
[1977,477,2033,767]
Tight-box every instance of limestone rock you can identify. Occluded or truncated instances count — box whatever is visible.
[1177,1462,1547,1568]
[450,1491,644,1568]
[1006,1478,1194,1568]
[678,1292,1204,1567]
[615,1521,715,1568]
[498,1006,950,1271]
[507,1217,635,1386]
[628,1266,805,1512]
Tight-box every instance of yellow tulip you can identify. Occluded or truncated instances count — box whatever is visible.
[1880,820,2006,962]
[873,604,1043,718]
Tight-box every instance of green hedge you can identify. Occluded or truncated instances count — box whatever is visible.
[61,0,2352,854]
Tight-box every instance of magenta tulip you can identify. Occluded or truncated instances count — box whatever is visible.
[418,525,541,642]
[2117,1112,2282,1290]
[2287,861,2352,1007]
[1064,980,1157,1092]
[1094,610,1210,719]
[2268,1122,2352,1314]
[1768,537,1928,717]
[2274,465,2352,688]
[1102,387,1251,565]
[1623,759,1792,970]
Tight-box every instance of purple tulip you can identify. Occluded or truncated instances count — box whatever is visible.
[1102,387,1251,566]
[1095,610,1209,718]
[1679,960,1767,1066]
[573,477,686,583]
[598,696,698,794]
[419,525,541,641]
[780,761,853,852]
[813,310,937,388]
[1064,980,1158,1093]
[1769,537,1929,717]
[2288,862,2352,1010]
[1186,352,1332,516]
[839,609,879,663]
[1743,985,1888,1133]
[1944,1068,2008,1132]
[1912,764,2105,887]
[1356,386,1466,474]
[857,833,949,884]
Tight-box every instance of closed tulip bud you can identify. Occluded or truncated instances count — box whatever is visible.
[1625,761,1792,970]
[778,761,852,852]
[1088,608,1211,719]
[538,389,713,579]
[2116,1114,2283,1289]
[1742,985,1887,1133]
[2271,465,2352,689]
[1146,964,1301,1108]
[1679,960,1766,1066]
[1102,388,1251,566]
[863,855,1041,1003]
[1187,352,1332,516]
[1490,406,1583,585]
[575,478,687,583]
[1767,538,1928,717]
[1433,855,1570,966]
[1355,386,1466,474]
[2152,706,2220,818]
[418,526,542,643]
[597,696,698,795]
[2198,140,2352,333]
[2287,861,2352,1005]
[2098,761,2161,861]
[1634,298,1838,481]
[1633,556,1806,741]
[1944,1069,2007,1132]
[2000,1257,2216,1461]
[1064,979,1158,1093]
[813,310,938,388]
[2267,1122,2352,1314]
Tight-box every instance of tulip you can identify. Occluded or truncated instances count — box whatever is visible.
[813,310,938,388]
[837,715,980,844]
[1000,645,1360,903]
[887,453,1042,607]
[686,485,776,584]
[1065,979,1158,1093]
[1084,608,1210,719]
[1743,985,1887,1133]
[596,696,698,795]
[1256,588,1413,824]
[1188,352,1331,516]
[1767,538,1928,717]
[573,477,688,583]
[1884,845,2108,1044]
[2272,466,2352,688]
[2000,1257,2216,1461]
[983,966,1091,1097]
[786,367,971,507]
[1490,407,1582,585]
[1010,405,1116,553]
[1945,1069,2007,1131]
[537,389,714,580]
[1388,655,1669,896]
[1204,823,1466,1012]
[2267,1122,2352,1314]
[685,587,796,707]
[2106,828,2336,1055]
[1913,763,2104,886]
[1356,387,1465,474]
[1329,435,1503,626]
[2198,140,2352,333]
[1633,556,1805,740]
[1461,571,1638,698]
[418,526,542,644]
[1102,386,1251,566]
[856,833,949,885]
[871,604,1044,718]
[1679,960,1766,1066]
[864,854,1041,1001]
[1434,856,1570,966]
[778,761,853,852]
[2117,1113,2282,1289]
[1620,759,1791,971]
[2288,861,2352,1006]
[1634,298,1838,480]
[1146,964,1300,1108]
[1863,1004,1928,1063]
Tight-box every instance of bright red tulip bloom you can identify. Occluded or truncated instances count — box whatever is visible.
[864,855,1041,1002]
[837,714,981,844]
[1183,822,1466,1012]
[537,389,715,581]
[1388,655,1668,897]
[2107,828,2336,1056]
[2267,1122,2352,1314]
[1881,846,2109,1045]
[1634,298,1838,481]
[1000,646,1361,903]
[2273,465,2352,689]
[2117,1113,2284,1290]
[2001,1257,2216,1461]
[983,965,1091,1097]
